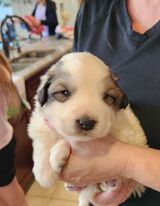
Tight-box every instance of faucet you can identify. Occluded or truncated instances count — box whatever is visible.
[0,15,31,58]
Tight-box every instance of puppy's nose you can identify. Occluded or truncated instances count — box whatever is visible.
[76,117,97,131]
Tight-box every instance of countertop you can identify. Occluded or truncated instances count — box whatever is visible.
[12,37,73,80]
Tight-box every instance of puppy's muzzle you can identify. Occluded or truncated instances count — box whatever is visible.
[76,116,97,131]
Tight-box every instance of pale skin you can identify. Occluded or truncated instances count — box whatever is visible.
[0,177,28,206]
[61,137,160,204]
[127,0,160,34]
[60,0,160,205]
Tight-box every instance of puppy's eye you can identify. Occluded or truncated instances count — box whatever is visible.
[103,93,116,105]
[53,90,71,102]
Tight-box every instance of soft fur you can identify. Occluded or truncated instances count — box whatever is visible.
[28,52,147,206]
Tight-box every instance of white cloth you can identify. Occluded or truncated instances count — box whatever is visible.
[12,75,31,110]
[35,4,49,37]
[0,90,13,150]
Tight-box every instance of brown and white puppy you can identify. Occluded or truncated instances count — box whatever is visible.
[28,52,147,206]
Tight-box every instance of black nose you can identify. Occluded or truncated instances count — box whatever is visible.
[76,117,97,131]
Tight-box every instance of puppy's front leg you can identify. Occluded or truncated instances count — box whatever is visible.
[32,139,58,188]
[49,140,71,173]
[79,185,99,206]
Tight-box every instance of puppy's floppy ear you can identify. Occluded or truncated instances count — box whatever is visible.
[108,89,128,109]
[119,93,128,109]
[37,59,64,107]
[38,79,51,107]
[109,73,128,109]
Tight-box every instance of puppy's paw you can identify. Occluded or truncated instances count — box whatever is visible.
[99,179,122,192]
[79,185,98,206]
[49,140,70,173]
[33,165,58,187]
[131,181,145,197]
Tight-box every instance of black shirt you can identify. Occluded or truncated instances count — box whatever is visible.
[74,0,160,205]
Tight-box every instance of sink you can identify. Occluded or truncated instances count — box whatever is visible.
[12,57,39,64]
[11,63,31,72]
[21,49,55,58]
[14,49,56,62]
[11,49,55,71]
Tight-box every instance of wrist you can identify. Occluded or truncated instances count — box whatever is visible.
[122,143,140,180]
[102,139,133,180]
[116,141,133,179]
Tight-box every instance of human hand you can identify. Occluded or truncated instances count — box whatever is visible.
[32,17,41,28]
[24,16,41,28]
[92,180,133,206]
[64,180,133,206]
[60,137,134,205]
[60,136,129,186]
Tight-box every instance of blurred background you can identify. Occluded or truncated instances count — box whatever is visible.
[0,0,80,25]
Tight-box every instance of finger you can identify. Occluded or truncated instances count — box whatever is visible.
[59,172,79,185]
[92,184,132,205]
[64,183,86,192]
[93,189,131,206]
[93,190,121,205]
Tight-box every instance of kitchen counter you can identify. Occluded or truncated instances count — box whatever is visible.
[12,37,73,80]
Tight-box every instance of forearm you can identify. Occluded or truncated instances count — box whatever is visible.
[125,144,160,191]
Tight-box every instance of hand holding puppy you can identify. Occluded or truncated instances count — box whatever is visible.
[60,137,128,185]
[60,137,133,206]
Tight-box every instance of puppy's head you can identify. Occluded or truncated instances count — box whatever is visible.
[37,52,128,142]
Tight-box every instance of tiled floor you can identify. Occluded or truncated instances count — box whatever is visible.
[26,180,79,206]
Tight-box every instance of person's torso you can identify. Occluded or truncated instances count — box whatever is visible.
[35,4,49,37]
[74,0,160,205]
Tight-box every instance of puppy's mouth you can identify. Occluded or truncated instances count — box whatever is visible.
[66,133,98,142]
[79,129,96,135]
[75,126,94,135]
[74,129,99,139]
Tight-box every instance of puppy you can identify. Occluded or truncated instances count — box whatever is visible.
[28,52,147,206]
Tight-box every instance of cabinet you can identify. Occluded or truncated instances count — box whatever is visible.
[13,108,33,191]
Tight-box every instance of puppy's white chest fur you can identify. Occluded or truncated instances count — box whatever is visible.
[111,107,146,146]
[28,52,147,206]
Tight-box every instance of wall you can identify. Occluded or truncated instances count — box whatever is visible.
[10,0,35,17]
[52,0,79,26]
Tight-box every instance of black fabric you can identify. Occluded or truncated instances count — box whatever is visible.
[74,0,160,205]
[0,137,16,186]
[32,0,58,35]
